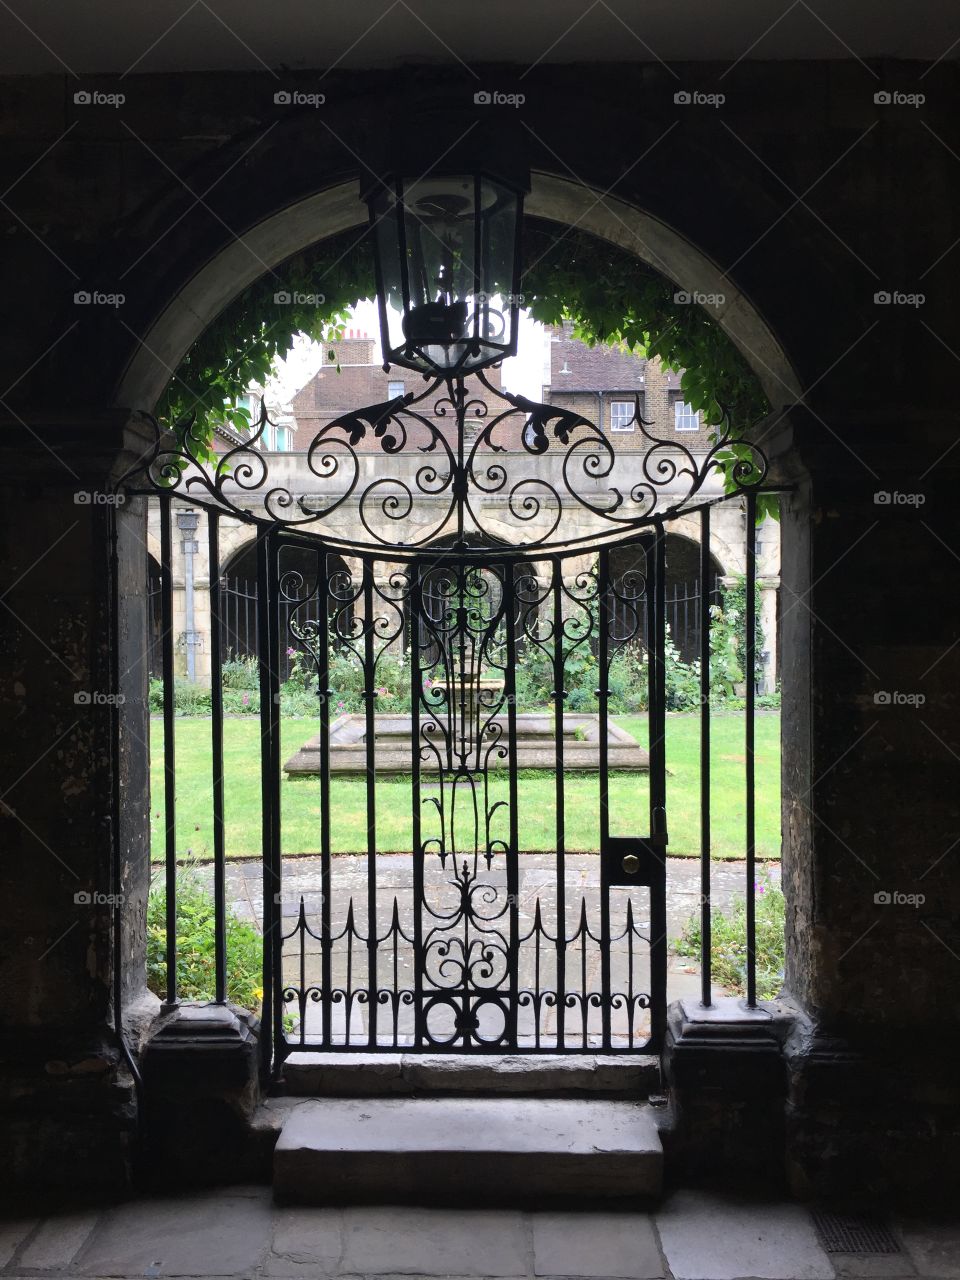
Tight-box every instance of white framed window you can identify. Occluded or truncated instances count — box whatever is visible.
[609,400,636,432]
[674,400,699,431]
[275,425,288,452]
[388,379,405,399]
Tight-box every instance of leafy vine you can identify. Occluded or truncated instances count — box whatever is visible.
[157,219,776,517]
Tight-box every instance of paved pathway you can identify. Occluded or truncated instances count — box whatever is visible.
[218,854,779,1038]
[0,1187,952,1278]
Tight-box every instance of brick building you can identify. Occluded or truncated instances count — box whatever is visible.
[543,321,713,449]
[290,328,505,448]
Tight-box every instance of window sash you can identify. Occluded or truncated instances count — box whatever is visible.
[609,400,635,432]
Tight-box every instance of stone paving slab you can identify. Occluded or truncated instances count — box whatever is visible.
[900,1223,960,1279]
[531,1210,665,1278]
[17,1212,99,1270]
[76,1188,273,1277]
[338,1206,531,1277]
[656,1190,834,1280]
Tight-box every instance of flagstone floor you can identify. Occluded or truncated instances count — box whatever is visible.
[1,1188,953,1280]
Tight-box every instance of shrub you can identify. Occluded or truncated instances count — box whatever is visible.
[675,867,785,1000]
[221,652,259,689]
[146,862,263,1013]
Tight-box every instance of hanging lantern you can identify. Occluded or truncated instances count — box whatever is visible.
[362,131,529,376]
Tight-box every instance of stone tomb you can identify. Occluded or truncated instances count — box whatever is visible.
[284,712,649,775]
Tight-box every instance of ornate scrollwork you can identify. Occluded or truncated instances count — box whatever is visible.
[122,372,768,558]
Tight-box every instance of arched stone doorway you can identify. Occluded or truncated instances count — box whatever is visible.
[113,166,796,1072]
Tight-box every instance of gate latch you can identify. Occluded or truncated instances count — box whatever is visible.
[602,834,667,887]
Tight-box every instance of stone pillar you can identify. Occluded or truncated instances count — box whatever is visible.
[777,412,960,1208]
[0,413,155,1192]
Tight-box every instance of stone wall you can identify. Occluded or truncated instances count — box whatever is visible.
[0,59,957,1198]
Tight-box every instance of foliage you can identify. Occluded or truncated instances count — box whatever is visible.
[708,574,765,702]
[153,221,774,514]
[675,867,785,1000]
[146,860,263,1012]
[152,574,764,718]
[221,653,260,689]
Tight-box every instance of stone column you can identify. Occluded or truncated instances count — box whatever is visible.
[778,412,960,1206]
[0,412,155,1192]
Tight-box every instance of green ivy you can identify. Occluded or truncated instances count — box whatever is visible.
[156,220,776,517]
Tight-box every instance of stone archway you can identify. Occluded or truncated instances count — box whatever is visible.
[113,175,800,415]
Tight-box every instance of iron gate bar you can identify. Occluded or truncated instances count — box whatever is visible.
[159,494,178,1006]
[207,510,227,1005]
[411,563,425,1050]
[256,531,279,1078]
[319,550,333,1051]
[699,505,712,1008]
[598,546,612,1050]
[362,558,378,1050]
[551,557,566,1049]
[648,526,669,1047]
[505,559,521,1051]
[745,490,758,1008]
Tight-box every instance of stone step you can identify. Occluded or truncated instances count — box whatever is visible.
[273,1096,663,1204]
[278,1050,661,1097]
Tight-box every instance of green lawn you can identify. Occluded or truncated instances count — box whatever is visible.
[151,711,780,862]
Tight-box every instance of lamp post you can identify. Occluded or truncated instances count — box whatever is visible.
[176,509,200,683]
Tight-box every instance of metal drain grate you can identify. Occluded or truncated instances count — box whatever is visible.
[812,1211,902,1254]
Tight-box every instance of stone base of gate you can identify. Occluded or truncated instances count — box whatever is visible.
[660,996,797,1191]
[137,1002,271,1188]
[276,1050,662,1098]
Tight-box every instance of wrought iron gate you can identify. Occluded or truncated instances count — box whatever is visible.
[261,535,668,1061]
[124,368,768,1074]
